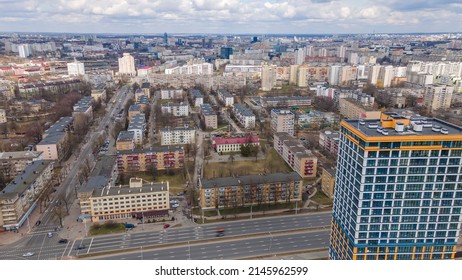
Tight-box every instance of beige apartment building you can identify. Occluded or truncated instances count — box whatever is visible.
[271,109,295,136]
[117,147,184,173]
[0,151,43,178]
[199,172,302,210]
[273,132,317,178]
[199,103,217,129]
[78,177,170,222]
[321,167,336,199]
[339,98,381,120]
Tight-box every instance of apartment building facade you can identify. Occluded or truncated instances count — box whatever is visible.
[199,172,302,210]
[330,112,462,260]
[199,103,217,129]
[160,127,196,146]
[161,102,189,117]
[232,104,255,129]
[212,135,260,153]
[271,109,295,136]
[116,147,184,173]
[273,132,318,178]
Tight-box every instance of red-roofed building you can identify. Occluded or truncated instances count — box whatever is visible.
[212,135,260,153]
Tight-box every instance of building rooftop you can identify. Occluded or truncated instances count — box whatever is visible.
[37,132,66,145]
[344,112,462,138]
[80,175,110,193]
[219,90,233,98]
[191,89,203,98]
[0,160,53,200]
[213,135,259,146]
[0,151,42,160]
[117,131,135,142]
[43,116,73,136]
[93,181,168,198]
[233,104,255,117]
[160,126,194,132]
[141,82,150,88]
[200,103,216,116]
[271,109,294,115]
[201,172,302,189]
[117,146,184,155]
[128,105,142,112]
[275,132,316,159]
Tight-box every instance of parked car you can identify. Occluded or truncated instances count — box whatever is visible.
[76,244,86,250]
[58,239,68,244]
[22,252,34,257]
[47,232,53,238]
[163,224,170,229]
[215,229,225,237]
[125,223,136,229]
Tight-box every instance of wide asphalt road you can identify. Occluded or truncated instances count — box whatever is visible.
[0,212,332,260]
[93,230,330,260]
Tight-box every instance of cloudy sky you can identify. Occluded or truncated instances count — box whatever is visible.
[1,0,461,34]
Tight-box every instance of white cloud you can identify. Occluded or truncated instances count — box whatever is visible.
[0,0,461,33]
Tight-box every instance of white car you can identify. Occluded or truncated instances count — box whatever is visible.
[22,252,34,257]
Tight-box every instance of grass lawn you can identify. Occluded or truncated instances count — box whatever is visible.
[311,189,333,205]
[203,148,291,178]
[89,221,126,236]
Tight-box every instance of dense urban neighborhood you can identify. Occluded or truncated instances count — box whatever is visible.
[0,31,462,261]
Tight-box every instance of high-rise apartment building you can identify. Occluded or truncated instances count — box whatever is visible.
[330,112,462,260]
[67,59,85,76]
[118,53,136,76]
[271,109,295,136]
[424,84,454,113]
[261,64,277,91]
[294,48,305,65]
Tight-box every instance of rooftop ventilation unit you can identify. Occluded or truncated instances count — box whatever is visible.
[395,122,404,132]
[432,125,441,132]
[441,128,449,135]
[413,122,423,132]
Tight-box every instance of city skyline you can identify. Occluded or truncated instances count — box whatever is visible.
[1,0,462,35]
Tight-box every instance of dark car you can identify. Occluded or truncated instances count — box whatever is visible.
[215,229,225,237]
[58,239,68,244]
[76,244,86,250]
[163,224,170,229]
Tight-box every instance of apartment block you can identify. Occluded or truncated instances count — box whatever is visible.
[161,89,184,100]
[128,105,142,121]
[36,116,73,161]
[161,102,189,117]
[78,177,170,222]
[190,89,204,107]
[127,114,146,146]
[116,147,184,173]
[273,132,318,178]
[0,108,7,123]
[0,151,43,179]
[0,160,54,230]
[321,167,336,199]
[271,109,295,136]
[424,84,454,112]
[218,90,234,107]
[339,98,381,120]
[330,112,462,260]
[232,104,255,129]
[160,127,196,146]
[260,96,312,107]
[199,172,302,210]
[116,131,135,151]
[199,103,217,129]
[319,130,340,155]
[212,135,260,153]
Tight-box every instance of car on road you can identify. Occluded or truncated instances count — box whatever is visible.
[163,224,170,229]
[215,229,225,237]
[47,232,53,238]
[35,220,41,226]
[76,244,86,250]
[58,239,68,244]
[22,252,34,257]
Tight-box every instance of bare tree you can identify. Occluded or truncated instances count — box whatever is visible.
[58,193,72,215]
[111,121,124,139]
[52,204,67,228]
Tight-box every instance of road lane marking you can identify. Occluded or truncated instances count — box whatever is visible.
[87,237,94,254]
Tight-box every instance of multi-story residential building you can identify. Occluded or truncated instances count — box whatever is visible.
[218,90,234,107]
[118,53,136,76]
[91,88,106,103]
[0,160,53,230]
[271,109,295,136]
[127,114,146,146]
[160,127,196,146]
[199,103,217,129]
[161,89,184,100]
[0,108,6,123]
[116,147,184,173]
[273,132,318,178]
[141,82,151,98]
[261,64,277,91]
[232,104,255,129]
[128,105,142,121]
[190,89,204,107]
[67,59,85,76]
[424,84,454,112]
[319,130,340,155]
[36,116,73,161]
[260,96,312,107]
[72,96,93,120]
[339,98,381,120]
[78,177,170,222]
[212,135,260,153]
[0,151,43,179]
[199,172,302,210]
[136,95,149,112]
[161,102,189,117]
[321,167,336,199]
[296,110,338,129]
[330,112,462,260]
[116,131,135,151]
